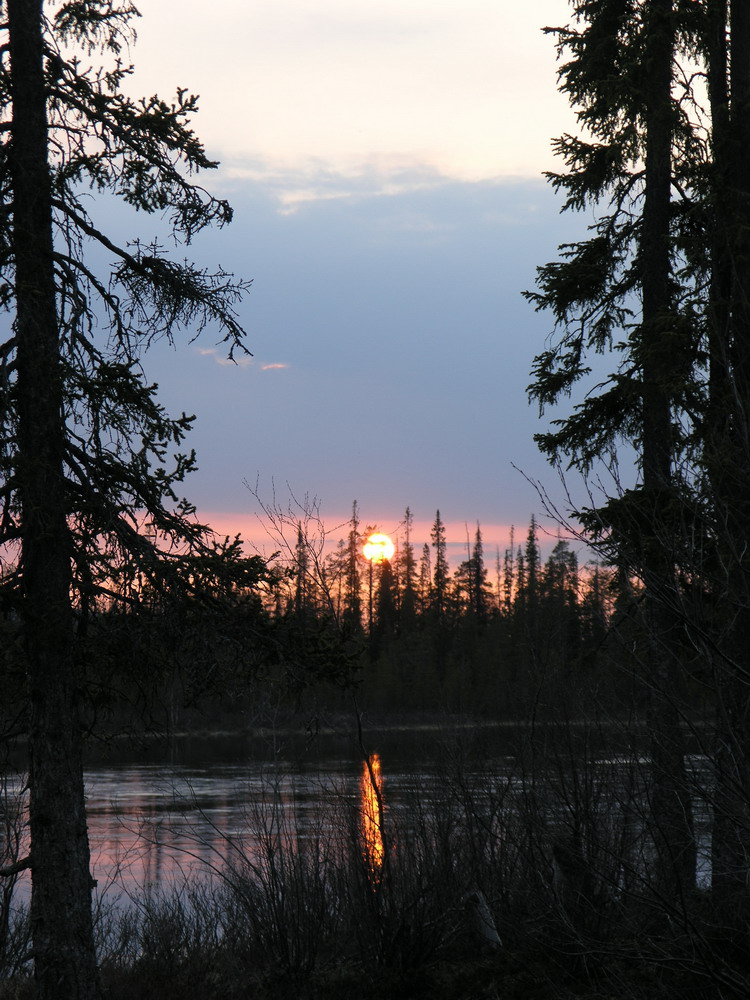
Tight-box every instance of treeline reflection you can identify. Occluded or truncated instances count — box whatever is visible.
[78,754,399,902]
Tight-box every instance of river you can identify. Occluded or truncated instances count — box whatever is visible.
[4,721,517,907]
[1,720,713,908]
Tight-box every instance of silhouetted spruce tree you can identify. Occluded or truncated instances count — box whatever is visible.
[372,557,396,655]
[431,510,449,624]
[700,0,750,914]
[471,524,491,625]
[452,556,475,619]
[453,523,491,627]
[343,501,363,632]
[326,537,347,623]
[639,0,697,896]
[526,0,698,893]
[397,506,418,630]
[502,526,516,614]
[541,538,581,673]
[294,522,309,617]
[0,2,253,995]
[578,562,610,664]
[362,521,380,636]
[523,516,541,637]
[514,545,526,619]
[417,542,432,618]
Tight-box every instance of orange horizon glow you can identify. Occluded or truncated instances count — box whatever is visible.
[198,509,558,561]
[198,506,585,568]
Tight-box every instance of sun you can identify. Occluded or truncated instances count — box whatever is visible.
[363,532,395,564]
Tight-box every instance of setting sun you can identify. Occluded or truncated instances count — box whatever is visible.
[363,532,395,564]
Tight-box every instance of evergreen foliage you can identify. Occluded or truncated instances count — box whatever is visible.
[0,2,264,996]
[269,508,620,716]
[527,0,750,915]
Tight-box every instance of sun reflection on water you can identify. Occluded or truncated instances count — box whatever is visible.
[360,753,385,873]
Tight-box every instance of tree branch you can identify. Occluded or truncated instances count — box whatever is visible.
[0,855,31,877]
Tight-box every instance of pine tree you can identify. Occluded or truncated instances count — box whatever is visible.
[397,506,418,630]
[343,501,363,631]
[526,0,701,894]
[0,4,253,994]
[431,510,449,623]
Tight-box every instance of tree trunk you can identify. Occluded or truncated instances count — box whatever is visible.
[639,0,695,896]
[709,0,750,917]
[8,1,101,996]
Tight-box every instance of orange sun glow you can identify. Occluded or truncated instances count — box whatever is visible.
[363,532,395,563]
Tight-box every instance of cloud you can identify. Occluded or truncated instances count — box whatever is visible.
[197,346,253,368]
[131,0,574,186]
[221,158,452,213]
[197,347,287,372]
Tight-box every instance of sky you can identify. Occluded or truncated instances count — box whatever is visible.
[96,0,597,561]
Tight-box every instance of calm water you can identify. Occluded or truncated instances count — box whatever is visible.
[5,722,517,906]
[2,722,713,906]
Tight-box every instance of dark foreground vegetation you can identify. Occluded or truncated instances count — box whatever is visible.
[0,721,746,1000]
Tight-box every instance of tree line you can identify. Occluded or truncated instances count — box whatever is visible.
[269,503,628,716]
[0,495,654,725]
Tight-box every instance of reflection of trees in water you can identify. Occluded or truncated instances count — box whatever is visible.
[86,764,355,902]
[69,741,715,920]
[0,772,29,964]
[86,768,244,899]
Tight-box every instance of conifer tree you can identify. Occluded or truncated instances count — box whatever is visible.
[699,0,750,912]
[526,0,701,893]
[542,538,580,668]
[397,506,418,629]
[514,545,526,620]
[430,510,449,623]
[417,543,432,617]
[471,524,490,624]
[0,3,253,995]
[502,526,516,613]
[343,501,363,631]
[294,522,309,617]
[523,516,541,632]
[578,561,609,657]
[373,556,396,652]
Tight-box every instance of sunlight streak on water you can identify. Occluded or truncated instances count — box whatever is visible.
[360,753,385,874]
